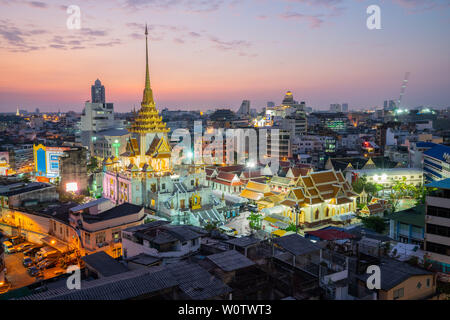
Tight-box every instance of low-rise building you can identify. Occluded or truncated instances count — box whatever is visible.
[346,168,424,188]
[389,205,425,248]
[122,220,203,263]
[356,259,436,300]
[69,202,146,258]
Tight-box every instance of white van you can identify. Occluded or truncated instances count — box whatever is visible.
[219,226,238,236]
[36,247,58,260]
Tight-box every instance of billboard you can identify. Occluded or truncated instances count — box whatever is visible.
[34,145,69,179]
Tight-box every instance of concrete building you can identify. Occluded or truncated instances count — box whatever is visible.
[356,259,436,300]
[91,128,131,159]
[236,100,250,117]
[59,147,88,193]
[91,79,105,104]
[0,182,58,209]
[78,80,125,151]
[423,144,450,182]
[346,168,424,189]
[424,179,450,273]
[389,205,425,248]
[121,220,203,263]
[69,202,146,258]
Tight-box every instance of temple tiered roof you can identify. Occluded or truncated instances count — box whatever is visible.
[129,25,169,134]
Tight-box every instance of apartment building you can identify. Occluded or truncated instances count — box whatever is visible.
[424,178,450,273]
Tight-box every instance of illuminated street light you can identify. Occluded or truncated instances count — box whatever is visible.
[247,161,255,168]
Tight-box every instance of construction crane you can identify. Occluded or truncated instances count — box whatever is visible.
[396,72,410,111]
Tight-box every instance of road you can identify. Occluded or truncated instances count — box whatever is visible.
[4,252,36,290]
[225,211,252,236]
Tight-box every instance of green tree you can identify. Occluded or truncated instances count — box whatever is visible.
[204,221,218,232]
[284,223,297,232]
[388,192,401,213]
[87,156,99,173]
[247,212,262,230]
[357,215,386,234]
[352,175,378,196]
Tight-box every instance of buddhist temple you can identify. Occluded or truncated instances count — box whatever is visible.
[101,26,227,227]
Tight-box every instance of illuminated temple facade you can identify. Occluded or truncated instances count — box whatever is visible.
[103,26,225,226]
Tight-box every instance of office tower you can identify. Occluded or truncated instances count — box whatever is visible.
[78,80,125,151]
[91,79,106,104]
[237,100,250,117]
[342,103,349,112]
[384,100,396,111]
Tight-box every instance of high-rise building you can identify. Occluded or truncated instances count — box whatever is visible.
[236,100,250,117]
[384,100,397,111]
[78,81,125,151]
[342,103,349,112]
[91,79,106,104]
[424,178,450,273]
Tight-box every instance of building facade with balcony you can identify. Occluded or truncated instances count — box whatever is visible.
[69,202,146,258]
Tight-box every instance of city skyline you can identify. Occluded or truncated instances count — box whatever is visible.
[0,0,449,112]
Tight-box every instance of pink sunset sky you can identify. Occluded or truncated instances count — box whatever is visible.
[0,0,449,113]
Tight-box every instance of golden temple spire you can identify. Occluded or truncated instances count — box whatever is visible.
[143,23,154,105]
[129,24,169,134]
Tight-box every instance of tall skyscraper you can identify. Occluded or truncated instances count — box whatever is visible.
[342,103,349,112]
[237,100,250,117]
[91,79,106,103]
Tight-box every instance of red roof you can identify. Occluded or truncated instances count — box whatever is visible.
[216,171,238,182]
[217,165,245,173]
[306,229,355,241]
[241,169,261,179]
[212,178,243,186]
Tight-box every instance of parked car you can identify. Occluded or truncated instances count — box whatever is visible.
[16,242,34,252]
[247,204,259,213]
[23,257,34,268]
[9,236,24,246]
[38,259,58,270]
[27,266,42,277]
[3,241,16,254]
[23,245,43,257]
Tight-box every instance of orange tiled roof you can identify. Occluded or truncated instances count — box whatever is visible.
[246,181,270,193]
[309,170,337,185]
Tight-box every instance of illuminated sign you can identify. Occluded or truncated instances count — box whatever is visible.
[444,153,450,163]
[66,182,78,193]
